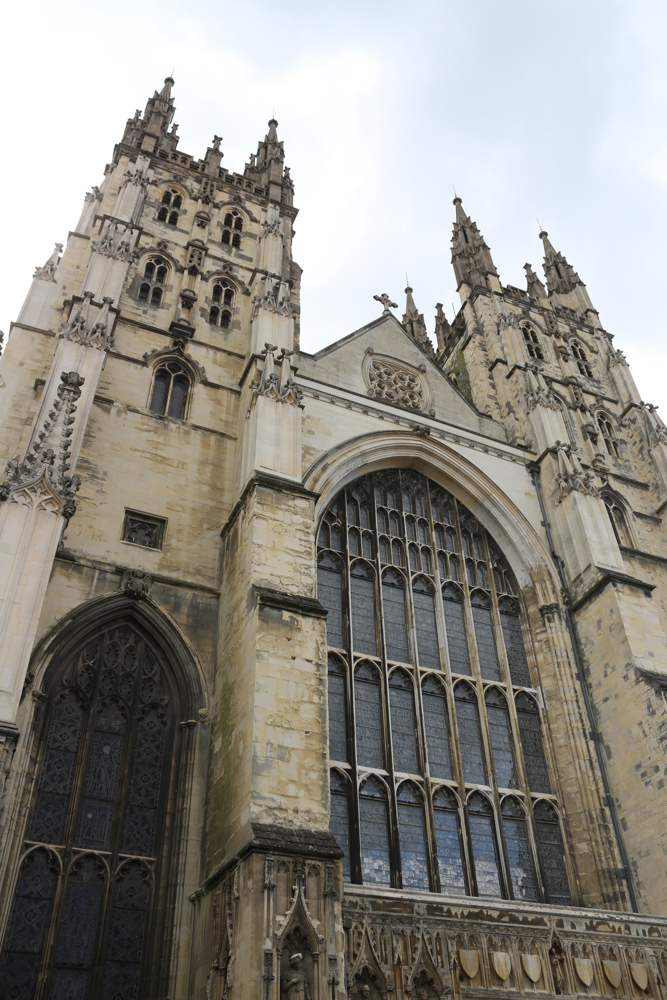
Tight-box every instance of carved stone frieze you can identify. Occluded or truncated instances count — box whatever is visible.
[91,220,136,262]
[252,275,293,317]
[555,442,600,500]
[0,371,84,518]
[33,243,63,282]
[364,349,430,414]
[249,344,304,410]
[525,366,560,411]
[60,291,116,350]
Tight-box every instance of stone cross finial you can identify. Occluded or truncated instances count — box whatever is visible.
[373,292,398,315]
[212,135,222,151]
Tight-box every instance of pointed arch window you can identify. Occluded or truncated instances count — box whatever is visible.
[571,340,593,378]
[148,360,191,419]
[522,325,544,361]
[534,802,571,904]
[602,491,633,548]
[138,255,169,307]
[157,188,183,226]
[596,411,618,457]
[0,621,179,1000]
[222,210,243,249]
[209,279,235,328]
[318,469,572,901]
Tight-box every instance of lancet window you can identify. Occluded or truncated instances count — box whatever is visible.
[318,469,571,903]
[138,256,169,307]
[221,211,243,248]
[571,340,593,378]
[601,491,633,549]
[0,622,178,1000]
[157,187,183,226]
[596,411,618,457]
[148,360,191,419]
[209,279,235,328]
[522,325,544,361]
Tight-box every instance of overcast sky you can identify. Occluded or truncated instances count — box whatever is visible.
[2,0,666,408]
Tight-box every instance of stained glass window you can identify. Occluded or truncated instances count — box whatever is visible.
[397,783,429,889]
[1,620,176,997]
[534,802,571,904]
[359,777,391,886]
[318,469,571,901]
[433,789,466,895]
[502,798,537,900]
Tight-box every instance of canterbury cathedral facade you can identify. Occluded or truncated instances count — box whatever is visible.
[2,76,667,1000]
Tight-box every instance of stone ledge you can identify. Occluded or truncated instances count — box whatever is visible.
[253,584,327,619]
[570,570,655,614]
[250,822,343,859]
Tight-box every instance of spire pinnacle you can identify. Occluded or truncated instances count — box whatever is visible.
[451,197,498,291]
[539,230,583,295]
[120,76,178,154]
[402,285,434,359]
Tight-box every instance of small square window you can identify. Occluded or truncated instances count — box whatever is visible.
[122,510,166,550]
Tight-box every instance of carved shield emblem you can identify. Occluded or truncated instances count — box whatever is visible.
[603,960,622,989]
[574,958,594,987]
[521,954,542,984]
[491,952,512,981]
[630,963,649,992]
[458,949,479,980]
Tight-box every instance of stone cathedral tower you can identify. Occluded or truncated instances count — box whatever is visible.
[1,77,667,1000]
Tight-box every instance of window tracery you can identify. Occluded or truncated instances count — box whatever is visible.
[138,255,169,307]
[209,279,235,328]
[596,411,618,457]
[522,325,544,361]
[148,360,191,419]
[318,468,571,901]
[367,358,425,411]
[571,340,593,378]
[601,491,633,548]
[157,187,183,226]
[222,210,243,248]
[0,622,177,999]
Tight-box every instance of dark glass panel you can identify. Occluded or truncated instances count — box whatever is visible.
[101,861,150,1000]
[397,784,429,889]
[173,195,182,209]
[413,580,439,670]
[317,559,345,649]
[49,856,105,1000]
[442,588,470,675]
[534,802,571,904]
[502,799,537,900]
[150,287,162,305]
[327,657,348,762]
[471,596,501,681]
[212,284,221,303]
[468,794,502,898]
[224,287,233,305]
[121,709,165,857]
[389,671,419,774]
[382,571,409,663]
[76,702,126,850]
[380,537,390,563]
[354,663,383,769]
[350,566,377,656]
[516,694,551,793]
[209,307,219,325]
[221,310,231,329]
[149,371,169,415]
[167,375,188,419]
[348,529,360,556]
[500,608,531,686]
[485,690,517,789]
[29,694,84,844]
[0,849,58,1000]
[433,789,466,895]
[454,685,486,784]
[359,778,391,886]
[329,772,351,879]
[422,677,452,780]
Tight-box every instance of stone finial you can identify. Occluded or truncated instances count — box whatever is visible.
[373,292,398,315]
[33,243,63,282]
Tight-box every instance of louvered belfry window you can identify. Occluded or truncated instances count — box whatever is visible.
[319,469,571,902]
[0,623,176,1000]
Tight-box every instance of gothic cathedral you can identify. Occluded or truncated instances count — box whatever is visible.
[0,77,666,1000]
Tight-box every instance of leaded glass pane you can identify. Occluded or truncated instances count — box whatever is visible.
[329,772,351,879]
[534,803,571,904]
[354,663,383,769]
[350,568,377,655]
[0,850,57,1000]
[327,657,348,762]
[149,371,169,414]
[389,671,419,774]
[49,856,105,999]
[433,790,466,895]
[29,694,85,845]
[318,562,344,649]
[422,678,452,780]
[455,685,486,784]
[486,691,517,789]
[121,709,165,857]
[359,779,391,886]
[502,800,537,900]
[397,785,429,889]
[382,572,409,663]
[167,374,188,418]
[468,796,502,897]
[516,695,551,794]
[442,591,471,675]
[413,582,440,670]
[500,611,531,686]
[471,599,501,681]
[76,702,126,850]
[101,861,150,1000]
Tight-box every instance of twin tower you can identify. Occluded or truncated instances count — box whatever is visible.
[1,77,667,1000]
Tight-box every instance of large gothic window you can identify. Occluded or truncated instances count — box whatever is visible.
[0,621,180,1000]
[319,469,571,903]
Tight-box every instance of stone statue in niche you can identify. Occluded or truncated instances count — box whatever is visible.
[549,940,566,996]
[281,952,311,999]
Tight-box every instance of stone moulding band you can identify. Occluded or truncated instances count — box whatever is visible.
[569,569,655,614]
[252,584,327,619]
